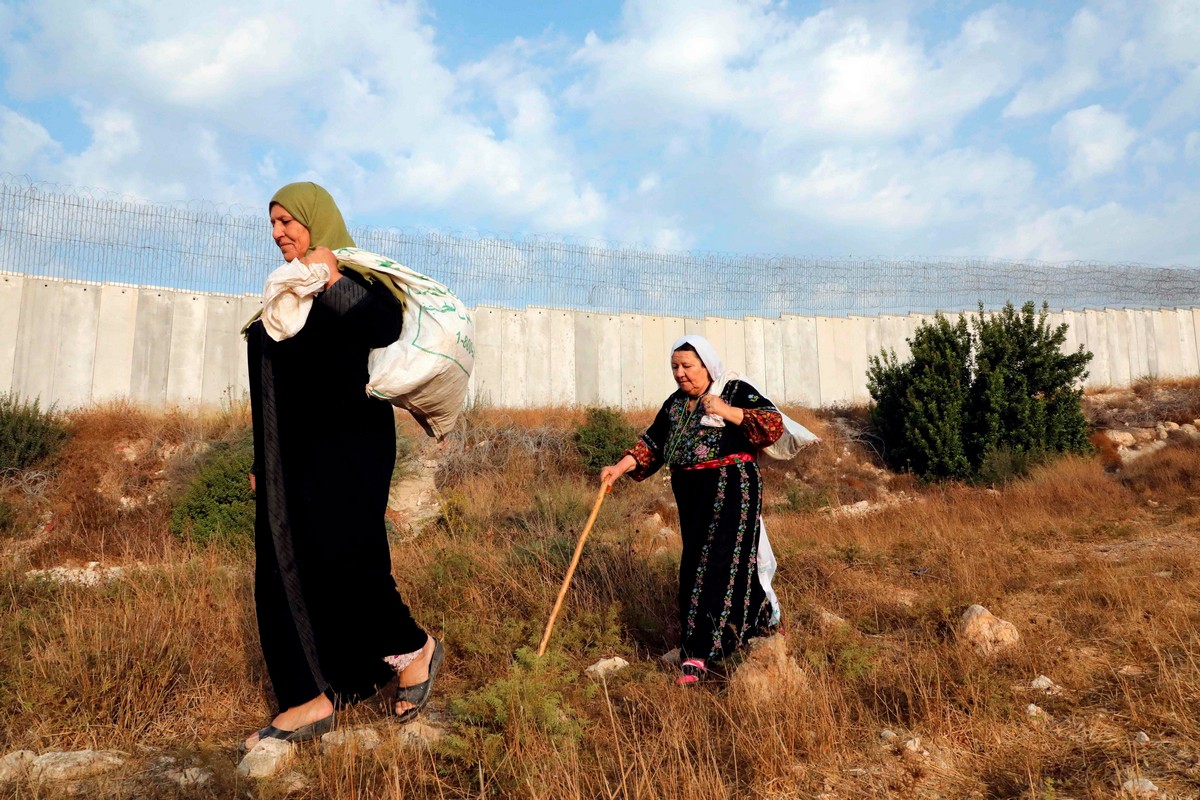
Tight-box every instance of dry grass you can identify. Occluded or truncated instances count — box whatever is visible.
[2,397,1200,798]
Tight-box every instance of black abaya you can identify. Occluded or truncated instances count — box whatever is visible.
[248,271,427,709]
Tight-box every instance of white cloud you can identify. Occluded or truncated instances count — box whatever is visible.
[571,1,1033,142]
[772,146,1036,230]
[0,106,59,173]
[1004,4,1129,117]
[0,0,605,232]
[1186,130,1200,160]
[1052,105,1137,181]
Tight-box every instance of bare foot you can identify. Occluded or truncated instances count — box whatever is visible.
[243,693,334,751]
[395,636,435,716]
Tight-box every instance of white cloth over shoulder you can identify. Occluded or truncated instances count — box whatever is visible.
[260,259,330,342]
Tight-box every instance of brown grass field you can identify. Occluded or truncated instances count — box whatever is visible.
[1,382,1199,799]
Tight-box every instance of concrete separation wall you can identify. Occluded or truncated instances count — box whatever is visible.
[2,273,1197,412]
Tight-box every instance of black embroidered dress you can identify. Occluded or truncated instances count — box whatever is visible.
[627,380,784,662]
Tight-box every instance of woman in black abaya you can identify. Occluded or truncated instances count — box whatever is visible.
[242,182,443,750]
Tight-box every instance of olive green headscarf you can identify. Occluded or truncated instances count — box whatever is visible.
[270,182,356,252]
[243,182,405,334]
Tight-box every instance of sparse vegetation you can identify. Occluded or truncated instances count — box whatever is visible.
[868,302,1093,482]
[2,383,1199,799]
[168,430,255,551]
[0,392,70,473]
[574,405,640,475]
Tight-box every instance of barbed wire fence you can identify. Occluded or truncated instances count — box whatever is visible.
[2,175,1197,317]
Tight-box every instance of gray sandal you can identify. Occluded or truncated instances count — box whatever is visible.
[239,713,336,752]
[395,638,445,723]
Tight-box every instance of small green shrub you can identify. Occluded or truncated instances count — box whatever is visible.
[0,393,70,472]
[867,302,1092,482]
[574,407,638,475]
[169,431,255,550]
[0,496,15,536]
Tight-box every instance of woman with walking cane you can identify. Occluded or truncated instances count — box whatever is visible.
[600,335,784,685]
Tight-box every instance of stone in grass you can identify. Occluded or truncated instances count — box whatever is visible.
[321,727,382,755]
[237,739,292,779]
[956,605,1021,656]
[397,720,445,748]
[165,767,212,788]
[660,648,681,668]
[1134,731,1151,745]
[585,657,630,679]
[1030,675,1062,694]
[0,751,36,782]
[1121,777,1159,796]
[730,635,808,706]
[30,751,125,781]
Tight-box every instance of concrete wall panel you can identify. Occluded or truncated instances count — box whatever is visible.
[640,316,668,404]
[167,293,208,406]
[703,316,729,360]
[92,286,139,403]
[549,309,576,406]
[199,295,245,406]
[1127,309,1150,379]
[52,284,102,408]
[724,318,746,378]
[1176,308,1198,375]
[573,311,601,406]
[743,316,766,388]
[471,306,503,405]
[524,308,552,407]
[1082,310,1110,387]
[760,317,786,401]
[620,314,646,409]
[597,314,623,407]
[877,314,911,363]
[1103,309,1132,389]
[130,289,173,406]
[13,279,64,403]
[0,275,26,394]
[815,317,855,405]
[1152,309,1184,378]
[500,309,527,407]
[848,316,874,403]
[781,314,819,407]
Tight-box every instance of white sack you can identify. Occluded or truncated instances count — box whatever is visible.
[260,259,330,342]
[334,248,474,439]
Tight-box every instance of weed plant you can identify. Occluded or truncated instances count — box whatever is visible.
[574,406,639,474]
[168,430,255,551]
[0,392,70,472]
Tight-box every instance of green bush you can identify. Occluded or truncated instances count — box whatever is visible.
[867,302,1092,482]
[574,407,638,475]
[0,393,70,472]
[169,431,256,550]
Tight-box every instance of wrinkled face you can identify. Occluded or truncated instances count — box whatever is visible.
[270,203,311,262]
[671,349,711,397]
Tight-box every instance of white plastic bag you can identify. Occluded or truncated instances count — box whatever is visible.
[757,518,782,627]
[701,372,820,461]
[334,248,474,439]
[760,411,821,462]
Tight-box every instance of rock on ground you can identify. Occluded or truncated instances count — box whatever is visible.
[586,656,630,679]
[957,605,1021,656]
[165,767,212,788]
[1121,777,1159,796]
[397,720,445,747]
[731,635,808,704]
[30,750,125,781]
[237,739,292,779]
[0,751,35,782]
[321,727,382,754]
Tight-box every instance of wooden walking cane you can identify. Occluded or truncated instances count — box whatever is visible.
[537,481,612,656]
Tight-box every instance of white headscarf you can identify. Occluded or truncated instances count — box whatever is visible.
[670,334,726,387]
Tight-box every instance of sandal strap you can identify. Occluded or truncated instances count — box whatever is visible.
[681,658,707,671]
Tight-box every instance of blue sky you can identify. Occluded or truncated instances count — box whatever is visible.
[1,0,1198,264]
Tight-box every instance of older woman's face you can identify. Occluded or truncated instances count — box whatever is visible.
[671,349,711,397]
[270,203,311,262]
